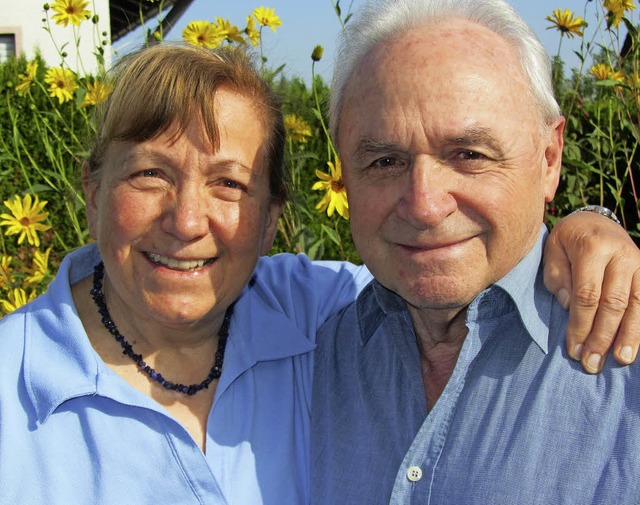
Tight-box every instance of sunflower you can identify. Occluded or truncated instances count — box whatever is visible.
[284,114,312,144]
[216,18,245,44]
[604,0,636,28]
[25,247,52,286]
[182,21,226,48]
[81,79,113,107]
[44,67,78,104]
[0,194,52,247]
[1,288,36,314]
[590,62,625,83]
[0,256,13,290]
[50,0,91,27]
[546,8,587,38]
[15,60,38,96]
[245,15,261,46]
[312,158,349,220]
[253,7,282,32]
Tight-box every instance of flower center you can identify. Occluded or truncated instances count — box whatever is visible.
[331,179,344,192]
[19,217,30,226]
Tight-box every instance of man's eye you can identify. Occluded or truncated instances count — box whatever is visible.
[457,150,484,161]
[141,169,159,177]
[372,156,399,168]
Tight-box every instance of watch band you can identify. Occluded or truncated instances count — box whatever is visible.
[572,205,621,225]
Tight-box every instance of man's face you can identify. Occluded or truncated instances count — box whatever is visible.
[338,19,565,317]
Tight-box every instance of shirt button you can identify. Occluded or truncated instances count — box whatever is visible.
[407,466,423,482]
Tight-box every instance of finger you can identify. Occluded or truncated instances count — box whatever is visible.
[542,233,572,311]
[578,260,632,373]
[612,271,640,365]
[564,259,605,363]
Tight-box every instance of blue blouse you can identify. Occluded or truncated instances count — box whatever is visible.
[0,243,371,505]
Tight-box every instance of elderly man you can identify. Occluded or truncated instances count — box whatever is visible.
[311,0,640,503]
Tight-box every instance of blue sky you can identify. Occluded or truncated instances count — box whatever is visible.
[114,0,605,84]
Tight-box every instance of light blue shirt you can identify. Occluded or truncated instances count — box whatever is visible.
[311,228,640,505]
[0,243,371,505]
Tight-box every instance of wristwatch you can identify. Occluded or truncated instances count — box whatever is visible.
[572,205,621,225]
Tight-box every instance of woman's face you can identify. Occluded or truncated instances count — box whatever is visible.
[84,88,281,331]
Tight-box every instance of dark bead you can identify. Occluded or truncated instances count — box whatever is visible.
[90,261,236,397]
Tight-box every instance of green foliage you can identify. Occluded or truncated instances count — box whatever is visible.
[2,0,639,309]
[547,4,640,243]
[271,74,360,262]
[0,54,92,265]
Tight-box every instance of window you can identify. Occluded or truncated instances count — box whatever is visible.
[0,34,15,62]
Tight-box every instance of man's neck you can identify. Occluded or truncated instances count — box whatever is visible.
[408,305,469,411]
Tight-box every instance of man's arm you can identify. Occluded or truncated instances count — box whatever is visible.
[544,210,640,373]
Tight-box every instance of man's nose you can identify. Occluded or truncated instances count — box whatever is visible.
[395,158,457,229]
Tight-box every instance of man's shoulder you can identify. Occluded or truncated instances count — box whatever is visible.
[315,279,391,353]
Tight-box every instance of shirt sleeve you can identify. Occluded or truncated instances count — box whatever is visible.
[250,253,373,342]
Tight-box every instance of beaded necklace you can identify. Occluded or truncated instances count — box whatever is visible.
[90,261,234,396]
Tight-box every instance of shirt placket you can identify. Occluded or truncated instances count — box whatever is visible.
[389,299,489,505]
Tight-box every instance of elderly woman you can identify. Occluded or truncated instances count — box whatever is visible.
[0,43,638,504]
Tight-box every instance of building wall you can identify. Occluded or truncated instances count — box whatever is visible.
[0,0,112,75]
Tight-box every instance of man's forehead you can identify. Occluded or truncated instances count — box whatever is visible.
[362,17,517,71]
[339,19,536,143]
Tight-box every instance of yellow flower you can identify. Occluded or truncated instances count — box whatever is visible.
[25,247,52,285]
[604,0,636,28]
[182,21,226,48]
[253,6,282,32]
[591,63,612,80]
[609,68,626,82]
[44,67,78,104]
[284,114,313,144]
[245,15,261,46]
[50,0,91,27]
[312,158,349,220]
[15,60,38,96]
[590,62,625,83]
[81,79,113,107]
[0,256,13,290]
[0,194,52,247]
[546,8,587,38]
[1,288,36,314]
[216,17,244,44]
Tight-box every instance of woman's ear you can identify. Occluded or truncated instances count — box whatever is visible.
[82,161,100,239]
[260,201,283,255]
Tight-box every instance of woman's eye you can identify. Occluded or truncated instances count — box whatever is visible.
[142,169,159,177]
[221,179,246,191]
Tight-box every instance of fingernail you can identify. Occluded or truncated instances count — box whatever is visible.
[586,353,602,373]
[619,345,634,363]
[571,344,583,360]
[557,288,570,310]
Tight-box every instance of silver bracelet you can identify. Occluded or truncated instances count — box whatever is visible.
[571,205,621,225]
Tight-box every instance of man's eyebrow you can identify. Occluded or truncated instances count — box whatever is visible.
[448,126,505,157]
[354,138,399,158]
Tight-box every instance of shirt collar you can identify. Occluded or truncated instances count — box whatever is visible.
[215,278,315,396]
[25,245,315,422]
[491,227,553,353]
[358,227,554,353]
[25,244,103,424]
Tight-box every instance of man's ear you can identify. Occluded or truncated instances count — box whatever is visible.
[543,116,566,203]
[260,200,283,255]
[82,161,100,239]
